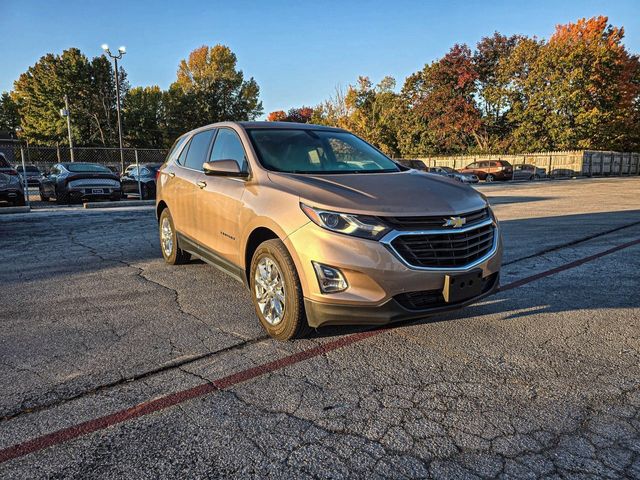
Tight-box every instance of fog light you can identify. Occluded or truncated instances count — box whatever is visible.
[312,262,348,293]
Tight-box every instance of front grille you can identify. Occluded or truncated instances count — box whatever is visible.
[381,208,489,231]
[390,223,495,268]
[68,179,120,188]
[395,273,498,310]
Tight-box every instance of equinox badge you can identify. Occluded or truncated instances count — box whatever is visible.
[443,216,466,228]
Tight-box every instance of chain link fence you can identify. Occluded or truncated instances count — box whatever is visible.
[0,140,167,174]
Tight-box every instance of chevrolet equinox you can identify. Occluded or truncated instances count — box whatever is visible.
[156,122,502,340]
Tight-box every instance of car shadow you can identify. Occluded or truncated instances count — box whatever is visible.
[486,195,556,205]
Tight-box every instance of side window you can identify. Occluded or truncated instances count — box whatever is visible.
[209,128,247,170]
[139,167,150,176]
[489,161,498,167]
[184,129,215,170]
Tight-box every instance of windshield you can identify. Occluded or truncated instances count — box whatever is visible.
[247,129,400,174]
[65,163,112,173]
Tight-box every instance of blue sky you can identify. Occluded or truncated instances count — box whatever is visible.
[2,0,639,117]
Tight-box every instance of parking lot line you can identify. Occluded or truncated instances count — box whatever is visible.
[1,236,639,465]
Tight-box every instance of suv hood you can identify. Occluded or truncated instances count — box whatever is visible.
[267,170,487,216]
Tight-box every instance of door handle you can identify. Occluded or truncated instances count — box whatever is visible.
[168,172,175,178]
[197,181,207,189]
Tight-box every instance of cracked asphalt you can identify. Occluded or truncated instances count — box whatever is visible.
[1,177,639,479]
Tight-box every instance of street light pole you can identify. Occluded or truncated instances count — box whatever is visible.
[102,44,126,173]
[60,94,74,161]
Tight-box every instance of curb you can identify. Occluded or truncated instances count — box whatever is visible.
[83,200,155,209]
[0,206,31,214]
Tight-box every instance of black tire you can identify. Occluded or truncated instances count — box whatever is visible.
[485,174,494,183]
[533,174,540,181]
[39,189,50,202]
[13,194,26,206]
[159,208,191,265]
[143,183,156,200]
[55,189,69,205]
[250,239,310,340]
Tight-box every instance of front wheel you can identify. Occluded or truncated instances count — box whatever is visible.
[250,239,310,340]
[159,208,191,265]
[485,174,494,183]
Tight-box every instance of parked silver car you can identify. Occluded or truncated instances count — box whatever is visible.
[428,166,479,184]
[513,164,546,181]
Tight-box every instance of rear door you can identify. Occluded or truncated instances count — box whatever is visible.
[192,127,248,266]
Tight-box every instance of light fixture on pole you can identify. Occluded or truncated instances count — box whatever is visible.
[102,43,127,173]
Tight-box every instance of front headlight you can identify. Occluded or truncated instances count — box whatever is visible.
[300,203,390,240]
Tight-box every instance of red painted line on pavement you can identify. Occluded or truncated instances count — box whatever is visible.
[1,237,639,464]
[498,237,640,292]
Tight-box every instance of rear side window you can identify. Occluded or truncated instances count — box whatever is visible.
[183,130,215,170]
[209,128,247,170]
[167,135,189,164]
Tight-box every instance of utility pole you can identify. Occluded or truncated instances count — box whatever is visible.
[102,44,126,173]
[60,95,75,161]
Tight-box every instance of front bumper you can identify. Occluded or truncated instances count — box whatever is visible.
[0,189,24,201]
[285,221,503,328]
[304,273,499,328]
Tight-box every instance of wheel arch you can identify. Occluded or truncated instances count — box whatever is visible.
[244,227,280,284]
[156,200,168,221]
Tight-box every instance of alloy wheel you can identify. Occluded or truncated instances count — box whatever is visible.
[254,256,286,326]
[161,217,173,257]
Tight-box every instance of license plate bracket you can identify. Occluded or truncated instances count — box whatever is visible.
[443,269,484,303]
[92,188,104,194]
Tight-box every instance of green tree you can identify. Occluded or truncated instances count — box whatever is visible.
[343,76,400,156]
[0,92,20,136]
[124,86,165,148]
[474,32,524,151]
[171,44,262,130]
[11,48,126,146]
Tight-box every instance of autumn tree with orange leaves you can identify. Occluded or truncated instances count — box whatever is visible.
[303,16,639,155]
[508,16,640,151]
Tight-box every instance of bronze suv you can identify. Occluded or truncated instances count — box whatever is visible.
[156,122,502,340]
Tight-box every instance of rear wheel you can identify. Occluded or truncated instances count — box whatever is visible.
[55,189,69,205]
[159,208,191,265]
[533,174,540,181]
[485,174,494,183]
[250,239,310,340]
[141,183,155,200]
[39,188,50,202]
[13,194,25,206]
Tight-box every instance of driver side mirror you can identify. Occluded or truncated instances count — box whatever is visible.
[202,160,248,178]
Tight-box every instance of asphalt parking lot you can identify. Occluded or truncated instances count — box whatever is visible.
[1,177,639,479]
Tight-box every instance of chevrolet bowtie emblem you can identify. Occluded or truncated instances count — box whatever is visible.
[443,216,466,228]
